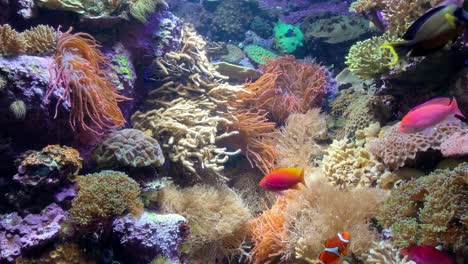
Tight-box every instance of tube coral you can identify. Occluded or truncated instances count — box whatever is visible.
[46,27,130,134]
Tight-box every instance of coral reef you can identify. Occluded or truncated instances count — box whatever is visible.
[377,164,467,249]
[46,27,130,134]
[69,170,143,227]
[323,124,394,189]
[15,243,95,264]
[362,241,415,264]
[276,109,327,169]
[221,44,245,64]
[112,212,189,263]
[440,132,468,157]
[205,0,254,41]
[159,184,251,263]
[92,129,165,169]
[370,117,468,169]
[0,203,68,263]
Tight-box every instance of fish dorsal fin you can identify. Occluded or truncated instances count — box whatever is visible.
[409,97,452,112]
[402,5,449,40]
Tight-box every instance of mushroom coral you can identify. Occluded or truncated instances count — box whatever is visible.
[46,27,130,134]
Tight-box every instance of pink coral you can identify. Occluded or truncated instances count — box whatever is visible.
[46,27,130,134]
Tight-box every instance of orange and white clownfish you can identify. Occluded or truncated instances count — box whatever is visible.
[318,232,351,264]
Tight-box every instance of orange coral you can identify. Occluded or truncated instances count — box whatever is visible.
[250,195,290,264]
[223,109,278,174]
[46,27,130,134]
[240,56,327,123]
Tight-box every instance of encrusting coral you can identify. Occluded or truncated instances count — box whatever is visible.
[377,163,467,250]
[370,117,468,169]
[276,109,327,169]
[70,170,144,227]
[15,243,95,264]
[92,128,165,168]
[46,27,130,134]
[158,184,251,263]
[323,123,394,189]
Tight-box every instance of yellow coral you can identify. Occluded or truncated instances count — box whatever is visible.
[345,33,400,79]
[0,24,27,56]
[22,25,57,54]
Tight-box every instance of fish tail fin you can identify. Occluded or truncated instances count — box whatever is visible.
[380,41,412,66]
[451,97,465,118]
[299,168,306,186]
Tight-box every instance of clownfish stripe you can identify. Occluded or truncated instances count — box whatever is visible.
[337,232,350,243]
[324,246,340,257]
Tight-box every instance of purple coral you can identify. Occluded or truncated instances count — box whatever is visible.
[112,212,189,263]
[0,203,67,263]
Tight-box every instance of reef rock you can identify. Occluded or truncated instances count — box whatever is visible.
[112,212,189,264]
[0,203,67,263]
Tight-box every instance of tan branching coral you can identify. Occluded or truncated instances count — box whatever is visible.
[370,117,468,169]
[132,98,240,176]
[377,163,467,249]
[323,123,394,189]
[159,184,251,263]
[276,109,327,169]
[362,241,415,264]
[0,24,27,56]
[92,129,165,168]
[22,25,57,54]
[286,180,389,262]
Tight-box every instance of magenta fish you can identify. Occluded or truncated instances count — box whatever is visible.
[401,245,456,264]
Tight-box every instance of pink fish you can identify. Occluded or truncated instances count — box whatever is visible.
[259,168,305,191]
[401,245,456,264]
[399,97,465,133]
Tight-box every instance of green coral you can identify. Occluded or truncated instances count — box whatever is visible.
[129,0,163,23]
[70,170,144,226]
[273,20,304,54]
[244,45,278,64]
[345,33,400,80]
[112,54,133,81]
[377,163,468,249]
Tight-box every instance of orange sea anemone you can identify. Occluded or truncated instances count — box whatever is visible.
[46,27,130,134]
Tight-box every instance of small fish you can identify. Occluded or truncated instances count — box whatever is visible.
[318,232,351,264]
[401,245,456,264]
[399,97,465,133]
[380,4,468,65]
[258,167,305,191]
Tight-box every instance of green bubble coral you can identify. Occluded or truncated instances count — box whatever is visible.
[70,170,144,226]
[377,163,467,249]
[345,33,400,80]
[243,45,278,64]
[273,20,304,54]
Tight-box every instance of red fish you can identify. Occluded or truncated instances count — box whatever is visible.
[258,168,305,191]
[401,245,456,264]
[399,97,465,133]
[318,232,351,264]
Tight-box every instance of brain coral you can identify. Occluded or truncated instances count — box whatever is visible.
[92,129,165,168]
[370,117,468,170]
[323,123,394,189]
[70,170,143,226]
[377,163,467,249]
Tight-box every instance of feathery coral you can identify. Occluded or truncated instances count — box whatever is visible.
[276,109,327,169]
[22,25,56,55]
[159,184,251,263]
[376,164,467,249]
[70,170,143,226]
[46,27,130,134]
[0,24,26,56]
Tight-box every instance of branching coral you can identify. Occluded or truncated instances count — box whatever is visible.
[362,241,415,264]
[132,98,240,176]
[323,123,394,189]
[15,243,95,264]
[70,170,143,226]
[46,27,130,134]
[370,117,468,169]
[92,128,165,168]
[0,24,27,56]
[286,180,389,262]
[276,109,327,169]
[376,163,467,249]
[345,33,400,80]
[250,196,290,264]
[22,25,57,55]
[159,184,251,263]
